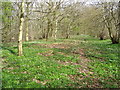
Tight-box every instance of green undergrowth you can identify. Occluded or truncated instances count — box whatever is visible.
[75,38,119,88]
[2,40,81,88]
[2,35,119,88]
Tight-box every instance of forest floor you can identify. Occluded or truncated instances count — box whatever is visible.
[1,35,119,88]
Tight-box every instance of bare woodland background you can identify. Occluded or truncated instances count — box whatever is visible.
[1,0,120,55]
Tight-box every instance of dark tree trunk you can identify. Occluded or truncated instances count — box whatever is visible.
[111,36,119,44]
[100,37,104,40]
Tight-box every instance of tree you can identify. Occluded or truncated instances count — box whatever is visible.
[1,2,13,43]
[18,0,25,56]
[102,2,119,44]
[25,2,33,41]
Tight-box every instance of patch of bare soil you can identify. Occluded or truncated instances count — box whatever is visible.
[32,78,49,85]
[38,50,54,56]
[20,71,31,74]
[57,52,69,57]
[3,67,15,70]
[34,43,71,49]
[57,60,80,66]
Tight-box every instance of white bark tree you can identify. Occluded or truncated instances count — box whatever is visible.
[18,0,25,56]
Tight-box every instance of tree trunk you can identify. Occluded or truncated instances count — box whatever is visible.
[118,1,120,41]
[25,17,29,41]
[111,36,119,44]
[25,2,30,41]
[46,18,50,40]
[18,0,25,56]
[99,30,105,40]
[54,18,58,40]
[100,37,104,40]
[111,1,120,44]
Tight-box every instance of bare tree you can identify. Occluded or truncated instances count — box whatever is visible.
[25,2,32,41]
[102,2,119,44]
[18,0,25,56]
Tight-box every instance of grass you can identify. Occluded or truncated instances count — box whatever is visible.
[76,37,119,88]
[1,35,119,88]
